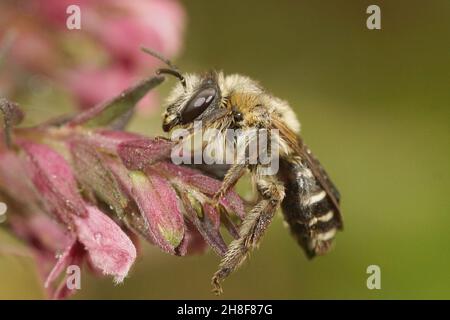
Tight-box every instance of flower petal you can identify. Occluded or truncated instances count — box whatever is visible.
[183,220,209,255]
[129,169,184,254]
[49,242,85,300]
[0,149,38,204]
[156,162,246,218]
[44,239,79,289]
[178,191,228,256]
[19,141,87,224]
[79,130,144,154]
[117,138,174,170]
[103,157,151,239]
[70,139,129,218]
[8,211,77,299]
[72,205,136,283]
[105,157,185,256]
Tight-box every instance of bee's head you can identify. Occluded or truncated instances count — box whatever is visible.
[160,71,265,132]
[141,47,223,132]
[162,72,222,132]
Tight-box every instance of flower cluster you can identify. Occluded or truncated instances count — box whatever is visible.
[0,0,185,113]
[0,75,244,299]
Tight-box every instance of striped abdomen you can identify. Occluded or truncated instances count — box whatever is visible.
[279,157,342,258]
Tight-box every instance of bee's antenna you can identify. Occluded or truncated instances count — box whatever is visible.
[141,46,186,89]
[141,46,178,70]
[156,68,186,88]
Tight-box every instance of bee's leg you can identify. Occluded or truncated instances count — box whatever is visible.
[211,176,285,294]
[212,163,247,203]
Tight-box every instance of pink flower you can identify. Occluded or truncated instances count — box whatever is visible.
[0,0,185,113]
[86,0,185,69]
[64,67,158,111]
[0,75,245,299]
[11,141,136,298]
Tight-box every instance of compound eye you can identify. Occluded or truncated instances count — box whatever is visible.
[181,87,216,123]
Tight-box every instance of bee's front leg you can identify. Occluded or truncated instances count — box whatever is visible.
[212,163,247,204]
[211,176,285,294]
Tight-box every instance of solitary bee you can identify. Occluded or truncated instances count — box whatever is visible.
[144,49,342,294]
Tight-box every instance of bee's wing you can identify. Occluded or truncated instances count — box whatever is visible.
[273,118,341,217]
[273,118,342,257]
[297,142,342,221]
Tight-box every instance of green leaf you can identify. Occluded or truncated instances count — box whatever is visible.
[69,75,165,128]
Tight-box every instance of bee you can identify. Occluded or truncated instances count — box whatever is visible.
[143,48,342,294]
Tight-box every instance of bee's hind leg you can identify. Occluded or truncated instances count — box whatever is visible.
[211,176,285,294]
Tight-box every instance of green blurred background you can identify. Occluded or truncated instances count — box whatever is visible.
[1,0,449,299]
